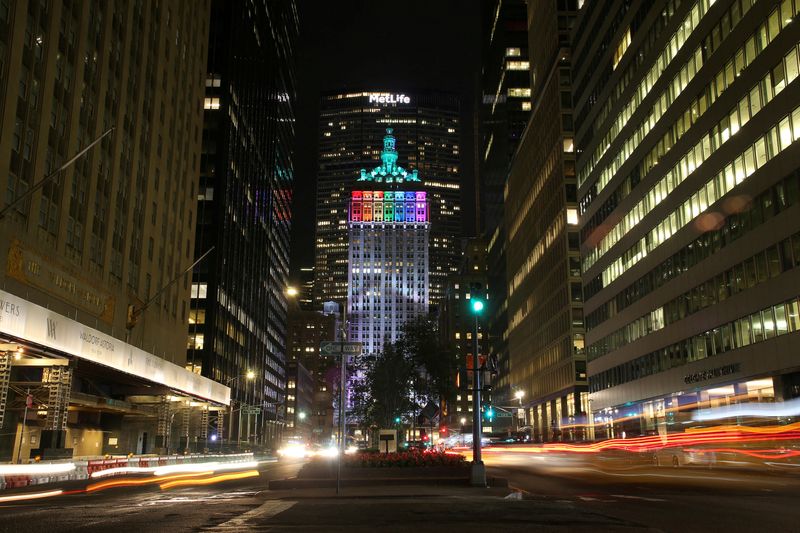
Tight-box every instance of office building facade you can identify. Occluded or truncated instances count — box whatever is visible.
[438,237,489,430]
[0,0,226,460]
[505,0,588,442]
[286,305,337,442]
[574,0,800,437]
[479,0,531,405]
[187,0,298,447]
[314,90,460,308]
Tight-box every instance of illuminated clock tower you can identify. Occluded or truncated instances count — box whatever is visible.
[347,129,430,355]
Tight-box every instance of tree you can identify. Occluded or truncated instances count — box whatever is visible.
[352,316,456,429]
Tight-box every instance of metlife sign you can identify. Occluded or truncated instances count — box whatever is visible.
[368,93,411,105]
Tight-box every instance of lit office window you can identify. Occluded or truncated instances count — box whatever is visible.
[567,208,579,225]
[507,60,530,71]
[191,283,207,299]
[507,88,531,98]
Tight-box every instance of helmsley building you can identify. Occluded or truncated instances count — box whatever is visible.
[0,0,227,460]
[347,129,430,355]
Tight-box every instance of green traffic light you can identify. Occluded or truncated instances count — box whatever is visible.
[471,299,485,313]
[394,417,401,424]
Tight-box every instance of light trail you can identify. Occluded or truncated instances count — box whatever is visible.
[683,448,800,460]
[0,489,63,503]
[86,471,213,493]
[0,463,75,475]
[158,470,260,490]
[451,422,800,457]
[693,398,800,421]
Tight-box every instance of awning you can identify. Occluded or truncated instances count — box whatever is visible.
[0,289,229,405]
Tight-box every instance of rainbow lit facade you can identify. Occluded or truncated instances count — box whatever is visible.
[347,188,430,355]
[348,190,428,223]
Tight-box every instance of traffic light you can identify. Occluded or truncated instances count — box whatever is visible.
[484,405,495,423]
[394,416,401,424]
[471,299,485,314]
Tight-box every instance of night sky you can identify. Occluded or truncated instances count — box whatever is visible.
[290,0,482,278]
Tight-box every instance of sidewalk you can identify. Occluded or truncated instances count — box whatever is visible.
[212,485,656,532]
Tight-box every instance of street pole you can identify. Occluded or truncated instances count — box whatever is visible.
[471,313,485,486]
[0,128,114,221]
[338,352,346,495]
[16,388,30,464]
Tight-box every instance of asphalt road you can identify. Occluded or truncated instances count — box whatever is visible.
[2,453,799,532]
[0,458,305,533]
[484,450,800,532]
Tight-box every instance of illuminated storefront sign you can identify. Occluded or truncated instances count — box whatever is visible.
[368,93,411,104]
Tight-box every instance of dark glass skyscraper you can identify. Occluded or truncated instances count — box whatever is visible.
[479,0,532,404]
[480,0,531,235]
[188,0,298,447]
[314,90,461,308]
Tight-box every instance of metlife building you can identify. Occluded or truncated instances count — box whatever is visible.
[314,90,462,309]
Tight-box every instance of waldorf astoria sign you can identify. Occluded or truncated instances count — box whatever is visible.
[5,239,114,322]
[0,288,229,405]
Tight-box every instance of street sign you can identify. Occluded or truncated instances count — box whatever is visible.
[421,401,439,421]
[319,341,363,356]
[242,407,261,415]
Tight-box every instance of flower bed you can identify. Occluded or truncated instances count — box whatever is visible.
[344,450,465,468]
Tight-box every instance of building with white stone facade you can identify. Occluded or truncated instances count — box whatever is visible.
[347,130,430,355]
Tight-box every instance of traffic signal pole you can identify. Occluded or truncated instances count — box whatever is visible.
[470,310,486,486]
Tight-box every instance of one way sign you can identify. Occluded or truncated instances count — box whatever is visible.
[319,341,363,357]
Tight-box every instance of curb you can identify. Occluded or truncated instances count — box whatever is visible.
[269,476,508,490]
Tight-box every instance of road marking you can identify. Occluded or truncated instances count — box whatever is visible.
[611,494,667,502]
[213,499,296,530]
[504,492,523,500]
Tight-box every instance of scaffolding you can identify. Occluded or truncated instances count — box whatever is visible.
[42,366,72,430]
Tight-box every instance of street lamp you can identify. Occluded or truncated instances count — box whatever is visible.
[286,286,299,297]
[469,297,486,486]
[514,390,525,434]
[298,411,306,420]
[225,371,256,448]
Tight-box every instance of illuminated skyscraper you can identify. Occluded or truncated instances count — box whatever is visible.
[315,90,460,309]
[347,129,430,355]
